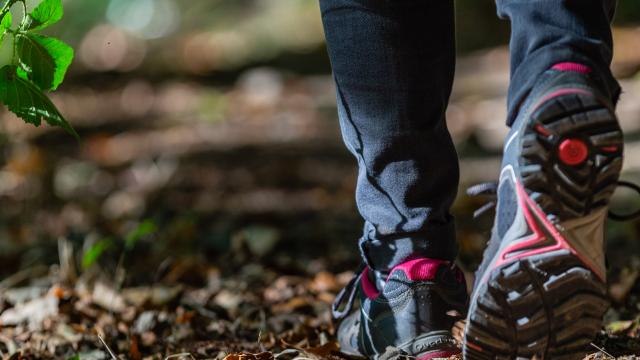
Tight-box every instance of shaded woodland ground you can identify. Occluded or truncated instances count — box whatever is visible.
[2,2,640,359]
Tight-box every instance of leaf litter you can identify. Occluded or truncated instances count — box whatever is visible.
[1,246,639,359]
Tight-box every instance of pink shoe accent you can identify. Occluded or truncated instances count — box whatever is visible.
[417,349,460,360]
[466,341,484,352]
[487,180,605,282]
[531,88,593,114]
[534,124,552,137]
[360,258,450,300]
[361,267,380,299]
[551,62,592,74]
[390,258,448,281]
[601,145,619,153]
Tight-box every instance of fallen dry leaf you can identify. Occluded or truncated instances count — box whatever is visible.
[92,282,126,313]
[609,267,640,304]
[298,341,341,358]
[310,271,339,293]
[0,294,58,330]
[130,335,142,360]
[223,352,274,360]
[271,296,312,313]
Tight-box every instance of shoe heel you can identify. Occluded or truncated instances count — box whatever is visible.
[463,251,609,359]
[464,89,618,359]
[520,90,623,221]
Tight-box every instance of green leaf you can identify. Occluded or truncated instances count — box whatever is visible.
[16,65,27,79]
[66,355,80,360]
[1,12,11,31]
[28,0,63,30]
[125,219,156,250]
[82,238,113,269]
[15,33,53,89]
[0,32,13,66]
[16,33,73,91]
[0,65,77,137]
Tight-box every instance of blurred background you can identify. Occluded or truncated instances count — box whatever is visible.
[0,1,640,357]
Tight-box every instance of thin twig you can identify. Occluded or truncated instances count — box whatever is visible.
[58,237,77,283]
[590,342,614,359]
[97,334,118,360]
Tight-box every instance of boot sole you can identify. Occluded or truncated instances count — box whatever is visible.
[463,90,621,359]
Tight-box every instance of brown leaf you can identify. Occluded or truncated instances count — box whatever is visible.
[264,276,303,303]
[92,282,126,313]
[130,335,142,360]
[176,308,196,324]
[271,296,312,313]
[222,352,274,360]
[310,271,339,293]
[50,285,67,300]
[609,267,640,304]
[280,341,346,360]
[301,341,340,357]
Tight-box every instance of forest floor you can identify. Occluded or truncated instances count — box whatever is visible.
[2,36,640,359]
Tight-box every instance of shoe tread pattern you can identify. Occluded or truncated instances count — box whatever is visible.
[519,92,622,220]
[465,91,618,359]
[463,250,608,359]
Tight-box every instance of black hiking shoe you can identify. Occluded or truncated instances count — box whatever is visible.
[463,62,624,359]
[333,258,468,359]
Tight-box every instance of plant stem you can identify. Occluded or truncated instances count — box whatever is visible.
[19,0,27,29]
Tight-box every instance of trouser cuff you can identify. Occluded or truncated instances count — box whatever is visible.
[358,218,458,272]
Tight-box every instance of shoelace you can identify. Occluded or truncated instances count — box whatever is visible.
[332,263,365,321]
[467,180,640,221]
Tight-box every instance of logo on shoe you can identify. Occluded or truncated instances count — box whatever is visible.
[409,336,458,354]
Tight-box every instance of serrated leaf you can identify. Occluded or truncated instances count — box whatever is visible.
[34,35,73,90]
[0,65,77,137]
[16,32,72,91]
[28,0,62,30]
[15,33,54,89]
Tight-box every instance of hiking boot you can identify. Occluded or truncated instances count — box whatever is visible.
[463,63,623,359]
[333,258,468,359]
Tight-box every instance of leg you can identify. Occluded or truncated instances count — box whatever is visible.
[499,0,620,125]
[321,0,459,272]
[321,1,468,358]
